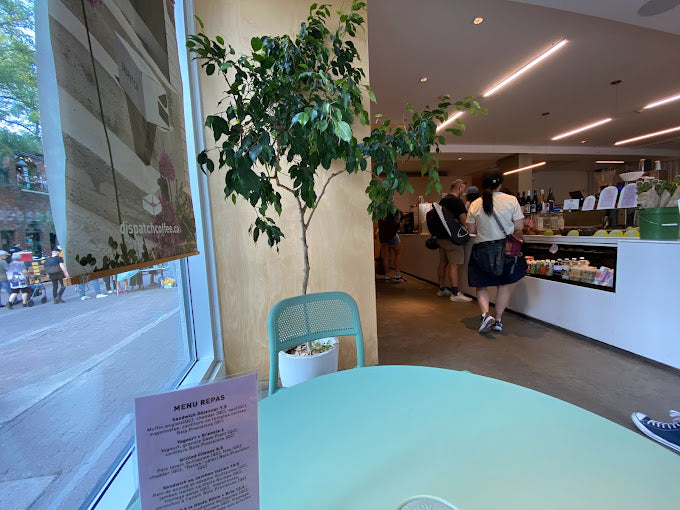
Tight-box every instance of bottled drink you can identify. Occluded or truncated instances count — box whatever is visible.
[531,190,538,213]
[547,187,555,212]
[520,191,526,207]
[539,189,545,211]
[525,189,531,214]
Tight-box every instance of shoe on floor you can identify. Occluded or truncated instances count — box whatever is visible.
[96,293,108,299]
[384,275,392,282]
[81,296,91,301]
[479,314,496,333]
[7,301,13,309]
[437,288,452,297]
[493,320,503,332]
[631,410,680,453]
[450,292,472,303]
[392,275,406,283]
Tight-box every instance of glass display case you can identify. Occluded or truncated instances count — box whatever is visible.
[522,242,617,292]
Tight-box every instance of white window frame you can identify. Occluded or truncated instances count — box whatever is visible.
[87,1,223,508]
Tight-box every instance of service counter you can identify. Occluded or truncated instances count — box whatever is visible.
[398,233,680,370]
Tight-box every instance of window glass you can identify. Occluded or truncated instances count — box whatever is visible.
[0,1,205,509]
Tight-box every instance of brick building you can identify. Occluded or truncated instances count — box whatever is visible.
[0,153,55,255]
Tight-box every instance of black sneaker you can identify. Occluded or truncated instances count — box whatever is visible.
[392,275,406,283]
[631,410,680,453]
[7,301,13,310]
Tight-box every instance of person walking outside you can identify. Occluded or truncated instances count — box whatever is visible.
[0,251,10,307]
[6,252,30,308]
[44,249,69,303]
[378,209,405,282]
[436,179,472,302]
[466,170,526,333]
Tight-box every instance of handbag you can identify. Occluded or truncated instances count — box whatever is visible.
[491,211,524,257]
[433,203,470,245]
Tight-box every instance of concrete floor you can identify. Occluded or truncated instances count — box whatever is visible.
[376,274,680,433]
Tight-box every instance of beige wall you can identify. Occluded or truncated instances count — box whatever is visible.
[194,0,378,379]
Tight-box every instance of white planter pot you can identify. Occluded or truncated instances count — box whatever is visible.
[278,337,339,388]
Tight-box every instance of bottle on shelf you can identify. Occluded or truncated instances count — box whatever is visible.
[531,190,538,214]
[547,187,555,212]
[520,191,526,207]
[525,189,532,214]
[539,189,545,212]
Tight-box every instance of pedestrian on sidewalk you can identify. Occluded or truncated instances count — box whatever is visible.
[44,249,69,303]
[6,253,30,308]
[78,279,108,300]
[0,251,10,307]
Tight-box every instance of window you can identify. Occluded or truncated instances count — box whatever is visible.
[0,1,221,509]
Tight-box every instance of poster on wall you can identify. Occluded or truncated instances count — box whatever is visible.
[36,0,197,282]
[135,374,260,510]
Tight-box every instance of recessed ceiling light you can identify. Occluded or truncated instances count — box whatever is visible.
[551,118,612,141]
[473,17,484,25]
[458,157,463,160]
[436,111,464,132]
[643,92,680,109]
[419,77,428,83]
[614,125,680,145]
[503,161,546,175]
[581,140,587,144]
[483,39,568,97]
[596,160,625,164]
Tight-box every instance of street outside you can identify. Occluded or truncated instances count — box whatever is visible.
[0,266,192,510]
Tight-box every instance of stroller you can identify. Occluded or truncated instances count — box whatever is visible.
[8,260,48,307]
[27,259,49,306]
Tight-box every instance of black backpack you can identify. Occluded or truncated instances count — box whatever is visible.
[426,204,470,245]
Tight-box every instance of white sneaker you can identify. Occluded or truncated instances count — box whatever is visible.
[107,290,114,294]
[450,292,472,303]
[479,314,496,333]
[81,296,91,301]
[493,320,503,332]
[436,288,452,297]
[96,293,108,299]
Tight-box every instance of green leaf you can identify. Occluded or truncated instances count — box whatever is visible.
[205,63,215,75]
[318,120,329,132]
[334,120,352,142]
[368,89,376,103]
[292,112,311,127]
[216,35,224,45]
[249,145,263,162]
[251,37,263,51]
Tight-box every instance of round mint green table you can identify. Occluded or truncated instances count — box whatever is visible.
[258,365,680,510]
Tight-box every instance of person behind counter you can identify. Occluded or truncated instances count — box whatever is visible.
[466,170,526,333]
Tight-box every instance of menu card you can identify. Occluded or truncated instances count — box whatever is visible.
[618,183,638,208]
[563,199,580,210]
[582,195,596,211]
[596,186,619,209]
[135,373,259,510]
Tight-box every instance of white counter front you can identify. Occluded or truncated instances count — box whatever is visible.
[398,234,680,370]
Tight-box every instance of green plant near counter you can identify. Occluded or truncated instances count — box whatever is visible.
[637,176,680,208]
[187,1,486,296]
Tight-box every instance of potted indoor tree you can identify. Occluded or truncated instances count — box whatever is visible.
[188,1,485,382]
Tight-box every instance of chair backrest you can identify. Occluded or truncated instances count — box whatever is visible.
[268,291,365,395]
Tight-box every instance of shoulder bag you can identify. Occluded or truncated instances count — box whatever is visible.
[491,211,524,257]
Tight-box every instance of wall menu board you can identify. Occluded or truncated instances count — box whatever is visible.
[135,374,259,510]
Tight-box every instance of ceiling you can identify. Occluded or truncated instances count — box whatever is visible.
[367,0,680,177]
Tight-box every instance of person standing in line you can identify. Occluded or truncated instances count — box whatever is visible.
[44,249,69,303]
[6,252,30,308]
[0,251,10,307]
[466,170,526,333]
[464,185,480,210]
[378,209,405,283]
[436,179,472,302]
[9,242,22,255]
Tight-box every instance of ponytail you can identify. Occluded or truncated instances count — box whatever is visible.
[482,190,494,215]
[481,170,503,216]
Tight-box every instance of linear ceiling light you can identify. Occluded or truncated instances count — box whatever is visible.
[551,117,612,141]
[614,125,680,145]
[483,39,568,97]
[596,160,624,164]
[436,111,464,132]
[643,92,680,109]
[503,161,546,175]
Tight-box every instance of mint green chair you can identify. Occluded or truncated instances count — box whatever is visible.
[268,291,365,395]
